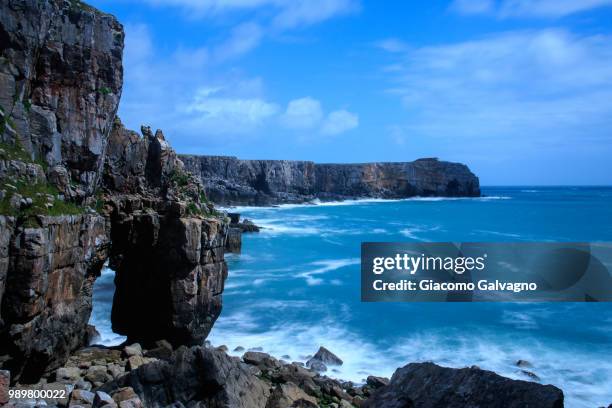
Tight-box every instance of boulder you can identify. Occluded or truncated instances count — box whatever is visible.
[123,344,143,358]
[225,227,242,253]
[366,376,389,389]
[266,382,318,408]
[85,366,112,385]
[57,367,83,383]
[243,352,281,370]
[100,346,270,408]
[111,387,139,404]
[71,389,96,406]
[306,360,327,373]
[307,347,343,367]
[93,391,116,408]
[362,362,564,408]
[0,370,9,405]
[516,359,532,368]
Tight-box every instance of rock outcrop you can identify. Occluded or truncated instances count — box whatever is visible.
[103,121,228,347]
[3,344,568,408]
[0,0,124,201]
[363,362,564,408]
[180,155,481,206]
[0,215,109,383]
[0,0,230,383]
[0,0,123,382]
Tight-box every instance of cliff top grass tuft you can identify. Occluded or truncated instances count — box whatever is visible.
[0,142,84,220]
[0,179,84,219]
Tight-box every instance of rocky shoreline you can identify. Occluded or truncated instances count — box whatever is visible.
[1,340,565,408]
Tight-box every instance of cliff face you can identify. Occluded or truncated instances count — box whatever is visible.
[104,122,228,347]
[180,155,480,206]
[0,0,229,383]
[0,214,108,383]
[0,0,124,201]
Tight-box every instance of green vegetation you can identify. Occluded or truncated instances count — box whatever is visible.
[0,141,32,163]
[185,202,201,216]
[95,191,105,213]
[22,99,32,112]
[0,141,83,220]
[317,394,341,408]
[97,86,112,95]
[0,138,48,171]
[199,191,208,204]
[0,179,84,221]
[170,169,191,187]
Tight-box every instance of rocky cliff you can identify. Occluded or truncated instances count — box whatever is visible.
[180,155,480,206]
[0,0,229,383]
[0,2,572,408]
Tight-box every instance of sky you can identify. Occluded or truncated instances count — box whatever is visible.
[88,0,612,185]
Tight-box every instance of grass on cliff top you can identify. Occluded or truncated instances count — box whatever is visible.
[0,141,83,221]
[0,127,48,170]
[0,179,84,221]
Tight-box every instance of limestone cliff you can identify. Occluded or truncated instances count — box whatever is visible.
[0,0,123,201]
[180,155,480,206]
[103,121,228,347]
[0,0,229,383]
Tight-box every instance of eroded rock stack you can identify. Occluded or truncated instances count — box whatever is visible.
[180,155,481,206]
[103,121,228,347]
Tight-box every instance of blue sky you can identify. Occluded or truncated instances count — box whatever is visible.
[89,0,612,185]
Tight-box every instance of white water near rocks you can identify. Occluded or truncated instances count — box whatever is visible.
[91,187,612,408]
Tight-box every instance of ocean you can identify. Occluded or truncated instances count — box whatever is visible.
[90,186,612,408]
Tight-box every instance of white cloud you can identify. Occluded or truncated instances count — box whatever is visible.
[379,29,612,149]
[450,0,494,15]
[214,23,263,61]
[271,0,359,29]
[138,0,358,28]
[321,110,359,135]
[281,97,323,129]
[182,87,280,132]
[374,38,410,53]
[280,98,359,135]
[118,24,358,145]
[451,0,612,18]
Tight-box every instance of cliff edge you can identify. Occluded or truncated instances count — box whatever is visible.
[180,155,481,206]
[0,0,228,383]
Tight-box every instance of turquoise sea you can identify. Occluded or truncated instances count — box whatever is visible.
[91,187,612,408]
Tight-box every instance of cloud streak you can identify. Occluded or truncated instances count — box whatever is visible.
[137,0,359,29]
[378,29,612,165]
[451,0,612,18]
[118,23,358,148]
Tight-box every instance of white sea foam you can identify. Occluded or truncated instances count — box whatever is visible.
[220,195,512,213]
[296,259,360,285]
[474,229,523,239]
[209,312,612,408]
